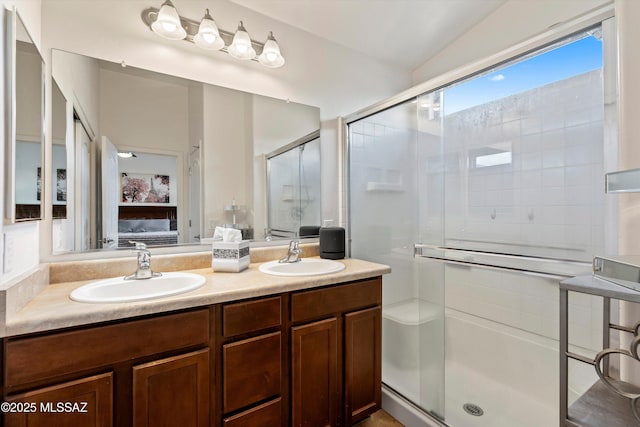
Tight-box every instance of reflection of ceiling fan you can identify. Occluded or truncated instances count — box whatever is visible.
[117,151,137,158]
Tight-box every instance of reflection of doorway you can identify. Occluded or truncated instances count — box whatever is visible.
[75,117,92,251]
[188,144,202,243]
[101,136,119,249]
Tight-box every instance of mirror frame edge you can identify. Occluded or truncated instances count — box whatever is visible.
[4,6,16,223]
[5,6,45,224]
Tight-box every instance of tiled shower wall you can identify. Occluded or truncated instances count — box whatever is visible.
[443,70,605,261]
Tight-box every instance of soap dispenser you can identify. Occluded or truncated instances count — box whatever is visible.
[319,220,345,260]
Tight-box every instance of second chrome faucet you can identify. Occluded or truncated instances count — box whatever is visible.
[279,240,302,263]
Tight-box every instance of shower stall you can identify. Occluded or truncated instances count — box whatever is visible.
[347,12,616,427]
[266,131,321,238]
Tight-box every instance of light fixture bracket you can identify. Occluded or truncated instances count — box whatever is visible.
[141,7,267,62]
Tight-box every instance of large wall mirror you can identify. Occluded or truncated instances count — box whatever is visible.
[51,49,320,254]
[4,8,45,222]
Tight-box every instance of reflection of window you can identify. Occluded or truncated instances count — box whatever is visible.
[469,145,512,168]
[475,151,512,168]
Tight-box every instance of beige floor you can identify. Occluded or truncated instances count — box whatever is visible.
[355,409,404,426]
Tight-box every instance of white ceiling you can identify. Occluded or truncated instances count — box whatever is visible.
[230,0,507,71]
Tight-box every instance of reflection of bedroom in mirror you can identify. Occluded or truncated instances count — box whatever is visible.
[117,152,179,248]
[51,49,320,254]
[51,79,67,222]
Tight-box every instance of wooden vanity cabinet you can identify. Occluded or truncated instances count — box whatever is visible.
[2,275,383,427]
[2,309,212,427]
[133,349,210,427]
[3,373,113,427]
[290,277,382,426]
[219,295,285,426]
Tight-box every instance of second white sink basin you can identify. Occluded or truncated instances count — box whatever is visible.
[70,272,206,304]
[259,258,345,277]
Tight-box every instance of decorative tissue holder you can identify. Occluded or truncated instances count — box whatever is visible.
[211,240,250,272]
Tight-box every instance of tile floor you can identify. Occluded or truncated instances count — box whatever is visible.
[356,409,404,426]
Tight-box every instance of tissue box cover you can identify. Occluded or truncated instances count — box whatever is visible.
[212,240,250,272]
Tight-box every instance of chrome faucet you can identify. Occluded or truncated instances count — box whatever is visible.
[125,241,162,280]
[279,240,302,263]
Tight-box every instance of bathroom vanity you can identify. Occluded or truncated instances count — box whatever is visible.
[0,256,389,427]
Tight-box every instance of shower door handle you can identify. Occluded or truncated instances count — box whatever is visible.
[413,244,474,262]
[413,243,435,257]
[413,243,588,278]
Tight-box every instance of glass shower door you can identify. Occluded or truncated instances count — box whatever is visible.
[348,94,445,419]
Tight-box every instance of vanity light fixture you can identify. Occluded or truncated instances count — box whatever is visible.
[193,9,224,50]
[259,32,285,68]
[142,2,285,68]
[150,0,186,40]
[228,21,256,60]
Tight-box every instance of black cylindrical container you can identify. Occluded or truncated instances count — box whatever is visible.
[319,227,345,260]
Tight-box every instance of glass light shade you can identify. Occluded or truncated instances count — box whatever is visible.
[228,21,256,60]
[258,32,285,68]
[151,0,186,40]
[193,9,224,50]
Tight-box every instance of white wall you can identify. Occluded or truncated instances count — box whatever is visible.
[616,0,640,254]
[615,0,640,383]
[202,84,251,234]
[411,0,611,85]
[52,49,100,137]
[99,67,189,154]
[15,43,41,140]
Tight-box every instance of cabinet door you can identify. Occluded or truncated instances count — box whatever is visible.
[291,317,339,427]
[345,307,382,425]
[4,372,113,427]
[132,349,209,427]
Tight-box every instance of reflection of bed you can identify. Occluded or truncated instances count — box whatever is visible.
[118,219,178,247]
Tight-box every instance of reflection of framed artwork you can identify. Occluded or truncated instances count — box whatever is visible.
[56,169,67,202]
[36,167,41,201]
[121,173,170,204]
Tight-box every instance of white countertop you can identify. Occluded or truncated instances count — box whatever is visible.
[5,258,391,338]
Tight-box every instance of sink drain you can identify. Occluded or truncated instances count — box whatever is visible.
[463,403,484,416]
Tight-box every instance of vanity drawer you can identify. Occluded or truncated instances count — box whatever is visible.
[223,332,281,413]
[291,277,382,323]
[5,309,210,389]
[223,397,281,426]
[223,296,282,337]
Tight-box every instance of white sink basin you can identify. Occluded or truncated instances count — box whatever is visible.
[259,258,345,277]
[70,272,206,303]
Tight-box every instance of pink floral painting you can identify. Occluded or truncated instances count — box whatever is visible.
[121,173,170,204]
